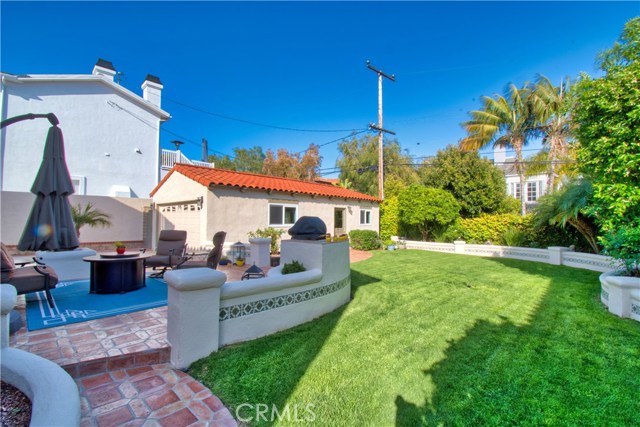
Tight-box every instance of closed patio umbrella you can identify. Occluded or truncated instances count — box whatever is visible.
[17,124,79,251]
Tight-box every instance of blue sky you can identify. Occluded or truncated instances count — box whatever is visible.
[1,1,638,177]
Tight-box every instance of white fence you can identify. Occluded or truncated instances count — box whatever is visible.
[397,238,619,273]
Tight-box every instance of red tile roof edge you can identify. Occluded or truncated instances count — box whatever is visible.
[150,164,381,203]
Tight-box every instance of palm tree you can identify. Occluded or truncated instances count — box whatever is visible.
[530,75,575,191]
[71,202,112,238]
[532,178,600,253]
[460,83,535,215]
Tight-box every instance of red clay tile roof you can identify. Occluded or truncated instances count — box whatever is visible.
[150,164,380,202]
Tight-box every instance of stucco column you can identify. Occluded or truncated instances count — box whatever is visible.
[453,240,466,254]
[249,237,272,268]
[548,246,568,266]
[1,284,17,349]
[165,268,226,370]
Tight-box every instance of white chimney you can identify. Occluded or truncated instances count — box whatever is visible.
[141,74,163,108]
[494,145,506,165]
[92,58,116,81]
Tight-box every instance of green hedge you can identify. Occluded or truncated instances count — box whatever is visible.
[349,229,380,251]
[380,196,399,242]
[442,213,592,252]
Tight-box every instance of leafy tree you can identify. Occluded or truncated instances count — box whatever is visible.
[262,144,321,180]
[460,83,536,215]
[533,178,600,253]
[530,75,576,190]
[337,134,418,197]
[420,145,509,218]
[71,202,112,238]
[573,17,640,231]
[209,146,266,173]
[398,186,460,241]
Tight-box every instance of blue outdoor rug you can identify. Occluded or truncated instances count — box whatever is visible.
[25,277,167,331]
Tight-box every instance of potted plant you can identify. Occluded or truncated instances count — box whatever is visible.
[235,256,245,267]
[384,239,396,251]
[599,226,640,319]
[114,241,126,255]
[219,256,231,266]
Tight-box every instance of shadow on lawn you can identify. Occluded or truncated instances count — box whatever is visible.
[395,257,640,427]
[189,268,380,425]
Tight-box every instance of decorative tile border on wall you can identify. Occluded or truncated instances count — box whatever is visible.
[601,290,609,301]
[632,303,640,316]
[563,256,613,270]
[220,276,350,321]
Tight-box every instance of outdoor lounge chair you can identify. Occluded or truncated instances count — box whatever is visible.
[1,243,58,308]
[146,230,188,278]
[206,231,227,269]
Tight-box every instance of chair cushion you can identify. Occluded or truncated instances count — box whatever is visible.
[146,255,171,268]
[156,230,187,256]
[1,243,15,271]
[6,266,58,294]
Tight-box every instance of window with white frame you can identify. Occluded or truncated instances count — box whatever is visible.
[360,209,372,225]
[269,203,298,226]
[527,181,539,202]
[510,182,521,200]
[71,175,86,195]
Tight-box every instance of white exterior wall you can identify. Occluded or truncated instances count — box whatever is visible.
[208,186,379,244]
[505,173,548,203]
[0,191,150,245]
[151,173,210,249]
[151,173,380,248]
[1,76,167,198]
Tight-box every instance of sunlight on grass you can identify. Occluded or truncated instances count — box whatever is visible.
[190,250,640,427]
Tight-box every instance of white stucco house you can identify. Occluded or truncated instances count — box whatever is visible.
[0,59,171,198]
[150,164,381,249]
[494,146,549,207]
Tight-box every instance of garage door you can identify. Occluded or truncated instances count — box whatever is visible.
[157,202,202,249]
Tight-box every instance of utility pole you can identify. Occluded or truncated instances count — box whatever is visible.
[366,60,395,200]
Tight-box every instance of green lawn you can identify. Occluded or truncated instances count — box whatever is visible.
[190,250,640,427]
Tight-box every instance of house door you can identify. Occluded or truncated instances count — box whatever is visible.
[334,208,345,237]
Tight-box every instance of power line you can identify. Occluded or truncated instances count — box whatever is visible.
[164,96,361,133]
[296,129,371,154]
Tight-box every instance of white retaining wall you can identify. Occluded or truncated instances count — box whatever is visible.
[165,240,351,369]
[399,238,619,273]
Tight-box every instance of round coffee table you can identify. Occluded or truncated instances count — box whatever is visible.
[83,253,152,294]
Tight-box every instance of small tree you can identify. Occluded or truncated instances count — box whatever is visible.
[71,202,112,238]
[398,186,460,241]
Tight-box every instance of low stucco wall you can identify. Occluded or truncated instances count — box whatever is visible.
[165,240,351,368]
[0,191,151,247]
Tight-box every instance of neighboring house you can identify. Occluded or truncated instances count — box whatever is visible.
[0,59,171,198]
[494,146,549,208]
[150,164,380,249]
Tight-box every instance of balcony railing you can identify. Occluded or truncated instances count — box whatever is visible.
[161,149,214,170]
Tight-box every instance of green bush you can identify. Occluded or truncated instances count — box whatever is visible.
[459,214,524,244]
[349,230,380,251]
[281,260,306,275]
[502,227,528,247]
[380,196,399,242]
[601,226,640,277]
[247,227,285,254]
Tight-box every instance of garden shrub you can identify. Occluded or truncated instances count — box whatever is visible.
[349,230,380,251]
[282,260,305,275]
[380,196,399,242]
[459,213,524,244]
[247,227,285,254]
[501,227,528,247]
